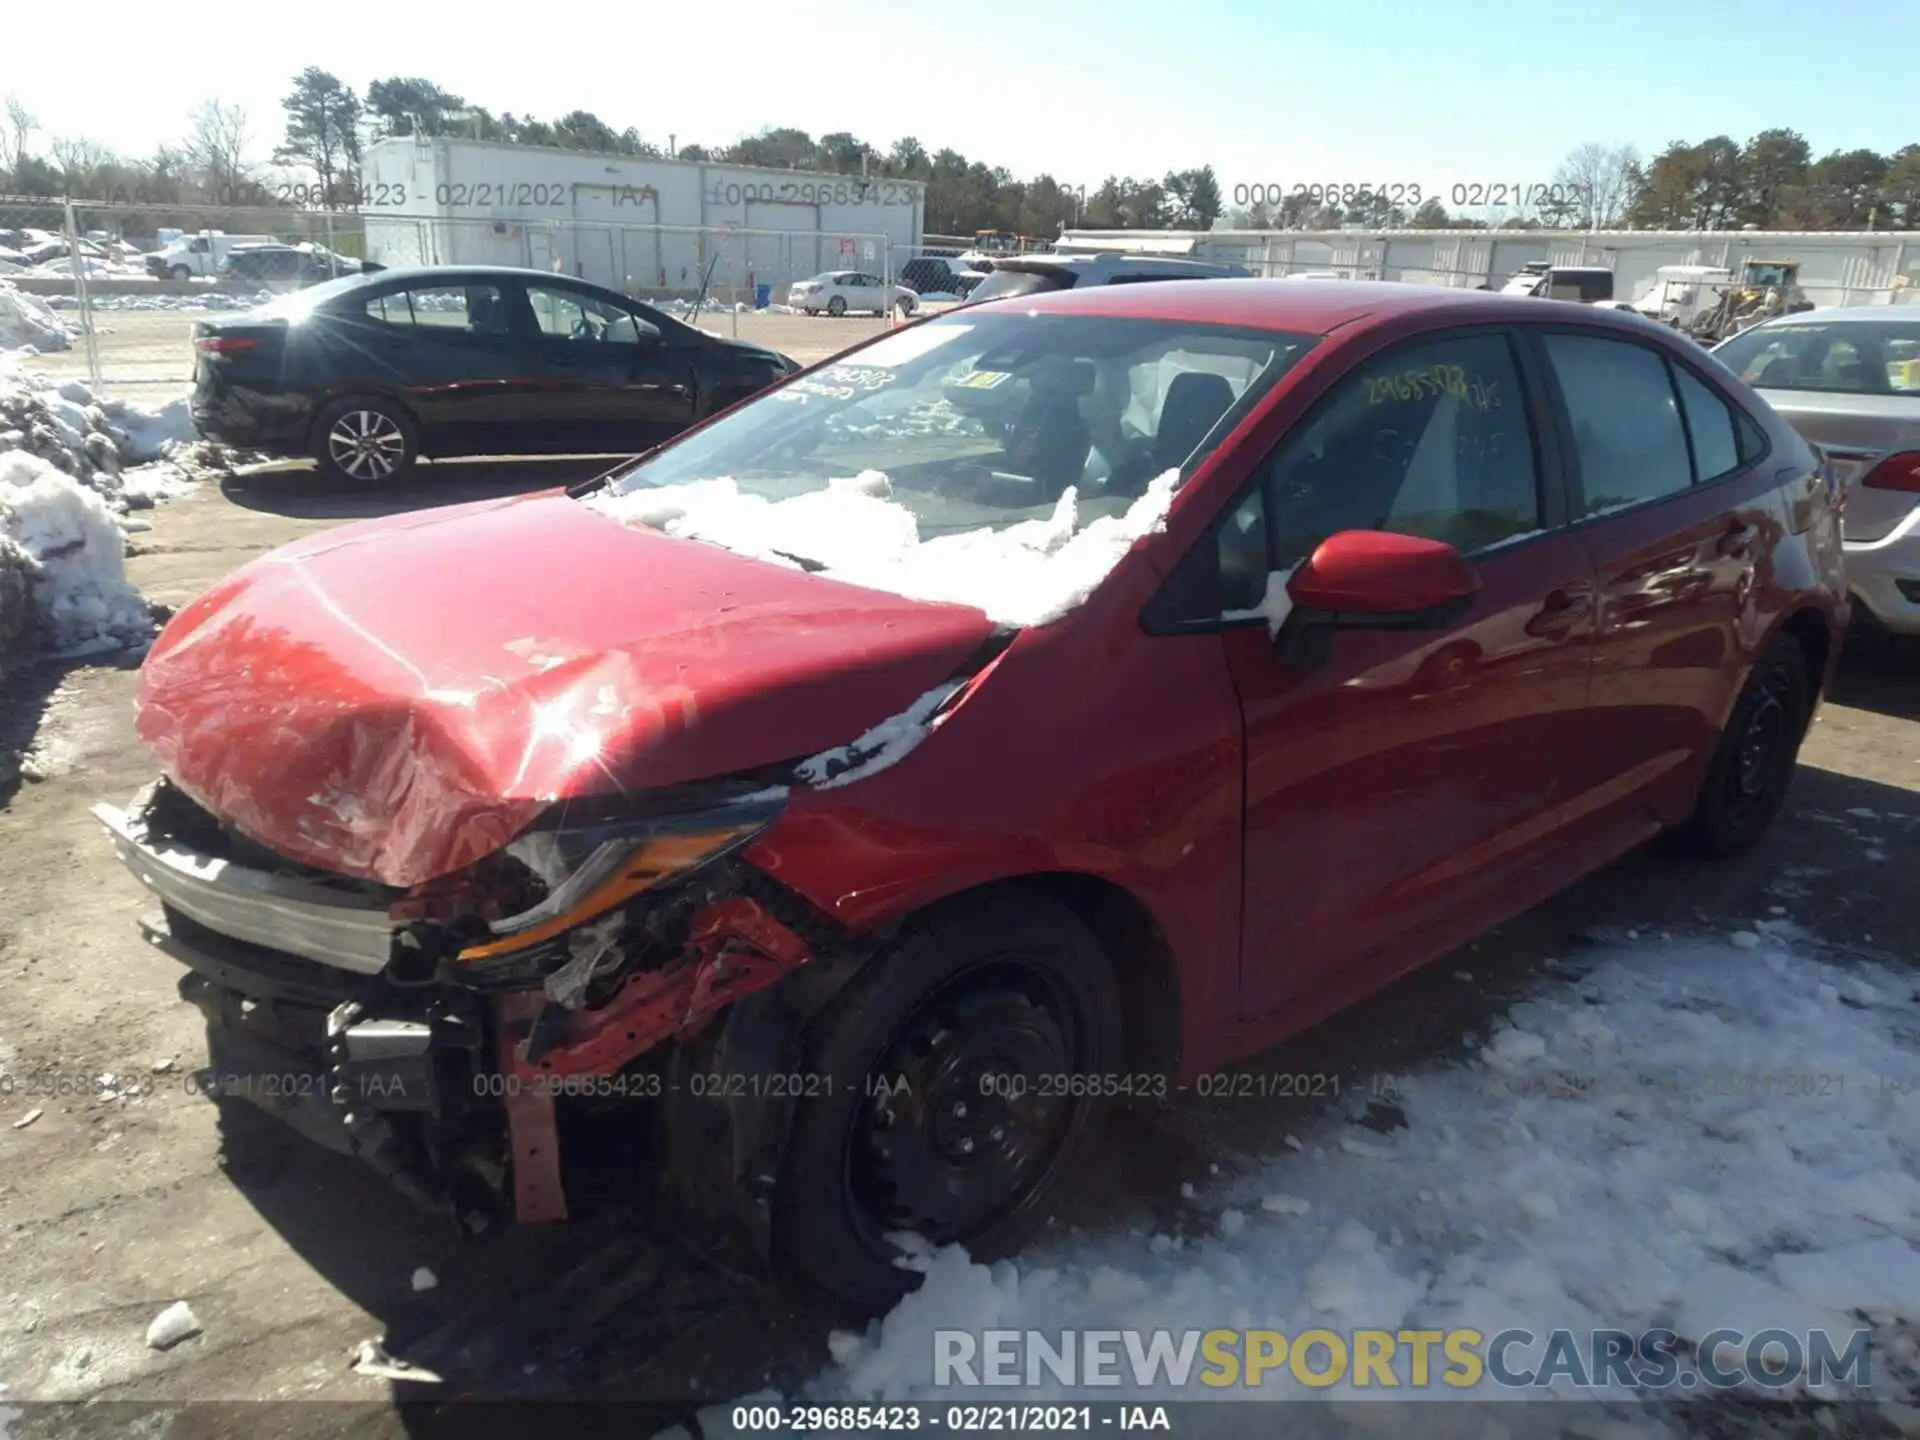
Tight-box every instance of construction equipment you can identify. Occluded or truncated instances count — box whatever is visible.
[1683,260,1815,344]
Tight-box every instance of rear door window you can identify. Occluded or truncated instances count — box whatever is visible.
[1540,333,1694,518]
[364,284,511,335]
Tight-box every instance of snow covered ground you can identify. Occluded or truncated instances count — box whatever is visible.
[0,352,210,667]
[42,288,274,313]
[707,925,1920,1434]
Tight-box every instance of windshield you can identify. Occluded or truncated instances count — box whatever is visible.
[964,267,1075,304]
[1716,320,1920,396]
[592,312,1317,625]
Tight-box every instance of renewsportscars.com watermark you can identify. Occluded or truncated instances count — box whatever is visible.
[933,1327,1873,1391]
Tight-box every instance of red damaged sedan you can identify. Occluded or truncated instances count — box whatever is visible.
[98,280,1846,1307]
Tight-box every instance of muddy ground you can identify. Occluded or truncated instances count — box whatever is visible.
[1,314,1918,1436]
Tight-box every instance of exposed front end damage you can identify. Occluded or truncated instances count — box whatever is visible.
[94,774,851,1240]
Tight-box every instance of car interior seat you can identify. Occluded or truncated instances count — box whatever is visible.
[1152,372,1237,473]
[1004,359,1095,500]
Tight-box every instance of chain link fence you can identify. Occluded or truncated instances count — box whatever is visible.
[3,197,903,397]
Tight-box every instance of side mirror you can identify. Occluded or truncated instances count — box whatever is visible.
[632,320,662,348]
[1278,530,1480,667]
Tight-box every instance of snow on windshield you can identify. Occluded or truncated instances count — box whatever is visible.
[586,312,1315,628]
[586,467,1181,629]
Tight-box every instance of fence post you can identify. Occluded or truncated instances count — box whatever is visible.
[63,198,102,393]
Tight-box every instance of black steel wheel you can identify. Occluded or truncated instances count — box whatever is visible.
[775,891,1122,1310]
[1672,633,1813,857]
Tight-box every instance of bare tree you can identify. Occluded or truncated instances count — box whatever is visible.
[1,95,36,180]
[51,134,112,193]
[183,98,254,198]
[1552,143,1644,228]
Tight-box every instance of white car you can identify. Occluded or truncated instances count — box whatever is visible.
[788,271,917,317]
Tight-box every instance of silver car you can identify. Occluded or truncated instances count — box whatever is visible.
[1714,308,1920,634]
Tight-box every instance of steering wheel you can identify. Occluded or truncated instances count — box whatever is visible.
[570,315,604,342]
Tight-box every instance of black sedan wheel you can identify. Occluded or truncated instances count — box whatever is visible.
[775,892,1123,1310]
[1672,633,1813,857]
[313,396,417,485]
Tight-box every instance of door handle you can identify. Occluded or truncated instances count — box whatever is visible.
[1525,587,1589,639]
[1717,523,1758,559]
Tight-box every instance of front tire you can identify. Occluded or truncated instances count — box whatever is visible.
[774,891,1123,1311]
[168,265,192,281]
[827,296,848,317]
[1671,633,1813,857]
[312,395,417,485]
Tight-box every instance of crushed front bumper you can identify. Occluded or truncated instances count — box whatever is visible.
[97,780,828,1234]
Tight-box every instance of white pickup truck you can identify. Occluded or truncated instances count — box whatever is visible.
[143,232,281,280]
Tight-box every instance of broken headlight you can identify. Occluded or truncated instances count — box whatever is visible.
[454,786,788,964]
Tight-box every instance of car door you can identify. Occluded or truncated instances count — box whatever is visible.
[1526,326,1780,851]
[337,279,541,454]
[520,281,699,451]
[1209,327,1598,1018]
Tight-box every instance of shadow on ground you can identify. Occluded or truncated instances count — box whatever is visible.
[217,455,633,523]
[0,650,145,809]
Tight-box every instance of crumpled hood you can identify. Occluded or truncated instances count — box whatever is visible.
[135,489,994,888]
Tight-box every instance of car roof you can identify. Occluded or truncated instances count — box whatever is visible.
[965,277,1686,338]
[353,264,617,285]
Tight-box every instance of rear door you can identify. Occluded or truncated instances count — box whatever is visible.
[1216,326,1598,1017]
[519,282,700,451]
[337,279,540,453]
[1528,325,1780,851]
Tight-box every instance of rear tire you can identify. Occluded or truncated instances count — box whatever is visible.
[774,891,1123,1311]
[312,395,418,485]
[1671,634,1813,858]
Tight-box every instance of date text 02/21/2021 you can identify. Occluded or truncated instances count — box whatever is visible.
[1229,181,1589,210]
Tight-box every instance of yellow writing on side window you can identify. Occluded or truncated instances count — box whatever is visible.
[1363,365,1499,410]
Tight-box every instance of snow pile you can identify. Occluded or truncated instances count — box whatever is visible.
[44,290,271,313]
[787,928,1920,1417]
[586,468,1180,631]
[0,450,155,661]
[0,282,72,352]
[0,354,218,508]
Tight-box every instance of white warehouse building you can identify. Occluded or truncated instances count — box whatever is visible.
[1056,228,1920,308]
[361,136,926,299]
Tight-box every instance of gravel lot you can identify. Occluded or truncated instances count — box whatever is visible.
[1,310,1917,1435]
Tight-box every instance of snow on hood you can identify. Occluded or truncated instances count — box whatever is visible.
[0,282,72,353]
[788,926,1920,1413]
[586,468,1180,631]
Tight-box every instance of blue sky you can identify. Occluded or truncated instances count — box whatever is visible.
[6,0,1917,190]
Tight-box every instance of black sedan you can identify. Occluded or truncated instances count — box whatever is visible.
[189,265,801,483]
